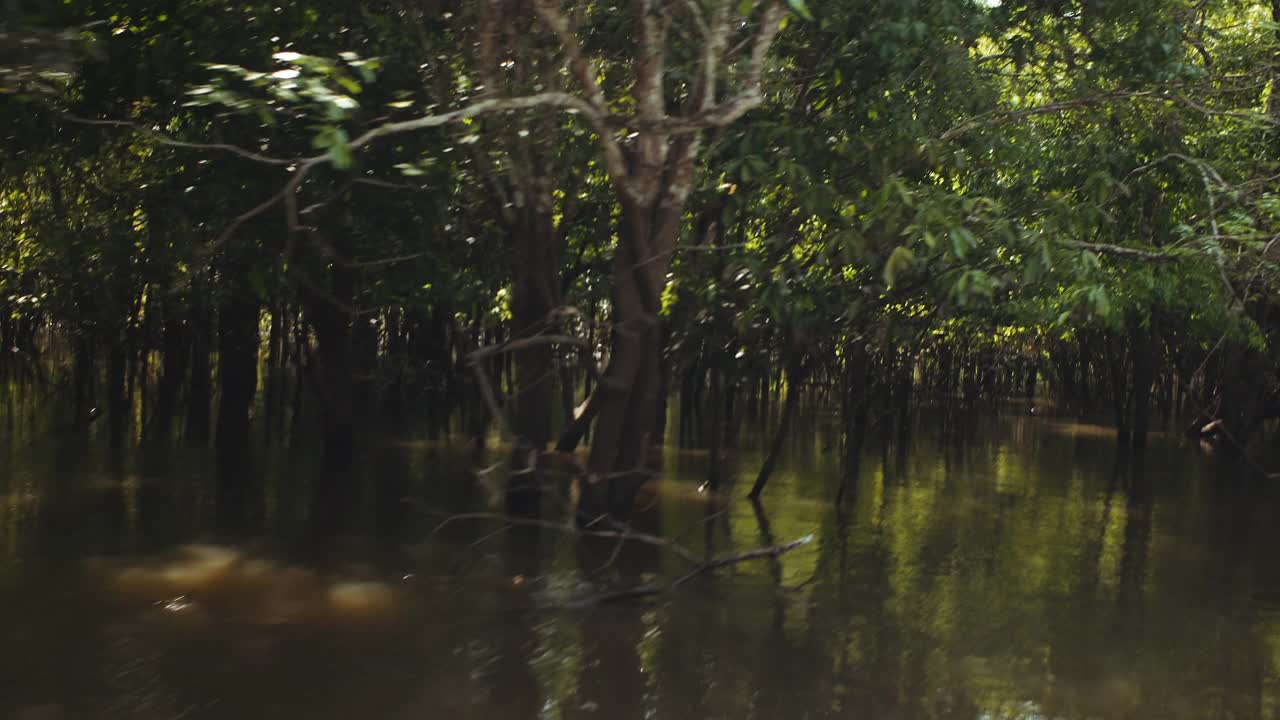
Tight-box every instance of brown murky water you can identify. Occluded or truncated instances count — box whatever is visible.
[1,399,1279,719]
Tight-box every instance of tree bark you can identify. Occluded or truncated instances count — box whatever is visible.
[578,195,677,520]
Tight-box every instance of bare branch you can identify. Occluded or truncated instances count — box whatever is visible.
[693,0,729,112]
[469,359,513,441]
[563,534,815,608]
[408,502,702,563]
[344,92,599,152]
[660,1,784,134]
[61,114,297,165]
[1058,239,1176,261]
[468,333,590,362]
[671,534,814,587]
[530,0,630,184]
[742,1,785,96]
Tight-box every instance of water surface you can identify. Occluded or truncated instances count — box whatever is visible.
[1,406,1278,720]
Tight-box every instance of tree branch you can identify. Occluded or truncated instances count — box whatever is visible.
[61,114,297,165]
[530,0,630,184]
[467,333,590,362]
[563,534,815,608]
[941,88,1276,142]
[1058,239,1176,261]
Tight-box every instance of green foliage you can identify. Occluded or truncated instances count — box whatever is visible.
[3,0,1279,436]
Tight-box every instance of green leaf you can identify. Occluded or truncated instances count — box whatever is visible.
[737,0,754,15]
[883,246,915,287]
[949,226,975,259]
[786,0,814,21]
[328,142,352,169]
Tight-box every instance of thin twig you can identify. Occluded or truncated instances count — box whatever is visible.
[562,534,815,608]
[406,501,702,563]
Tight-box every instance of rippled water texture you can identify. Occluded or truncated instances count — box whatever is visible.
[1,402,1278,719]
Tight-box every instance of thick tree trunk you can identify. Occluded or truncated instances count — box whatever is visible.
[510,207,560,447]
[578,196,675,521]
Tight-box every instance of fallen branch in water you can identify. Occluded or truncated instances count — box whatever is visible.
[564,534,815,609]
[672,535,814,587]
[403,499,816,607]
[403,499,702,563]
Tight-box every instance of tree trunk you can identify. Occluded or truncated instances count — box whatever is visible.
[1217,341,1267,450]
[215,272,260,453]
[707,363,723,488]
[106,338,128,452]
[151,311,188,444]
[510,206,560,447]
[263,303,286,441]
[185,299,212,446]
[578,195,675,521]
[749,355,806,501]
[506,205,561,515]
[1129,322,1157,449]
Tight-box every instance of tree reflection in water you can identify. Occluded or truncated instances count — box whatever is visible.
[0,412,1277,719]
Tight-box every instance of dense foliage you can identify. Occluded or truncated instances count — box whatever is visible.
[2,0,1278,514]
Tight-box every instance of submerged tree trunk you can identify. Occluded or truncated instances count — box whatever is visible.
[507,204,561,516]
[1216,341,1268,450]
[1129,322,1158,449]
[749,354,807,501]
[578,195,677,521]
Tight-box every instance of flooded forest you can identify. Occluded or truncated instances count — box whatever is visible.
[4,0,1280,718]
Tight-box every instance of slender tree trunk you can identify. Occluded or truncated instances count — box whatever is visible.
[106,338,127,452]
[708,363,723,488]
[215,294,259,453]
[264,304,285,441]
[151,311,188,444]
[506,206,561,515]
[749,355,806,501]
[186,300,212,445]
[1129,322,1157,449]
[308,282,355,473]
